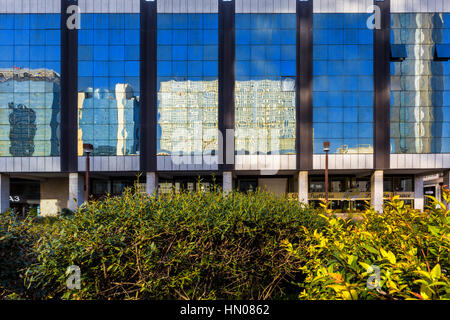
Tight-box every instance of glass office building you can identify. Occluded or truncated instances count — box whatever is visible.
[0,0,449,217]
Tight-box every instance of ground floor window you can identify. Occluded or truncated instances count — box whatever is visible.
[9,179,40,216]
[91,178,136,199]
[158,176,222,195]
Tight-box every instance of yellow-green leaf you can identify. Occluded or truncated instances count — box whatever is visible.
[430,264,441,280]
[387,251,396,264]
[359,262,372,272]
[347,255,357,266]
[420,285,434,300]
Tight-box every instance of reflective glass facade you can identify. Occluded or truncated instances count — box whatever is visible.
[235,14,296,155]
[156,14,219,156]
[0,14,61,157]
[78,13,140,156]
[313,14,374,154]
[391,13,450,154]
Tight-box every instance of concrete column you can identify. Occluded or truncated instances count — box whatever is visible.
[298,171,308,205]
[443,171,449,205]
[146,172,158,195]
[371,170,384,213]
[414,175,424,212]
[68,173,85,212]
[223,171,233,194]
[0,174,10,213]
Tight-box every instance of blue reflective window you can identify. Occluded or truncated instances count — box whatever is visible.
[77,13,140,156]
[157,14,219,156]
[313,13,374,154]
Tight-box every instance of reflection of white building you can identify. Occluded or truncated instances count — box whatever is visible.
[115,84,135,156]
[78,84,139,156]
[0,68,60,157]
[235,79,296,155]
[157,80,219,155]
[336,144,374,154]
[157,79,296,155]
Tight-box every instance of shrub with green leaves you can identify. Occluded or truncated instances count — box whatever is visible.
[23,187,323,300]
[283,189,450,300]
[2,185,449,300]
[0,211,37,299]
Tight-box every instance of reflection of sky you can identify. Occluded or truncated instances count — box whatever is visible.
[313,13,374,154]
[0,14,61,157]
[78,14,140,93]
[236,14,296,80]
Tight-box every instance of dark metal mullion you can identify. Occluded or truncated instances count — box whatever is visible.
[60,0,78,172]
[219,0,235,172]
[296,0,313,170]
[373,0,391,169]
[140,0,157,172]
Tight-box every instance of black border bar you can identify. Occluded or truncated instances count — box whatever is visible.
[373,0,391,169]
[60,0,79,172]
[296,0,313,170]
[218,0,236,172]
[140,0,158,172]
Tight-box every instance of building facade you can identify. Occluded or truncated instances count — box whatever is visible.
[0,0,449,216]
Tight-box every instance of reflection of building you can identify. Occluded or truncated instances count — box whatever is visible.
[157,79,296,156]
[391,14,444,154]
[336,145,374,154]
[77,84,140,156]
[9,103,37,156]
[0,68,60,157]
[235,79,296,155]
[157,80,218,155]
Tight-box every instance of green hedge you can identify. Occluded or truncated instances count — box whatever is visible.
[1,186,449,300]
[4,188,323,300]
